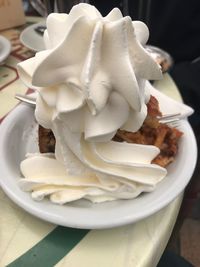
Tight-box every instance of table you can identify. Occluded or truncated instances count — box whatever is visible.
[0,19,184,267]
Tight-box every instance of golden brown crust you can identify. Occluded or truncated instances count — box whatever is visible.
[113,96,183,167]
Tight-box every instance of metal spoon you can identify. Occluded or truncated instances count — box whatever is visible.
[15,94,36,106]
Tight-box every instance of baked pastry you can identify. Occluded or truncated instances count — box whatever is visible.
[38,95,183,168]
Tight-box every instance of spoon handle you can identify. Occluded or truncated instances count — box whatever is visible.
[15,94,36,106]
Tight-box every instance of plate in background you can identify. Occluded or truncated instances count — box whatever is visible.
[0,35,11,63]
[20,21,45,52]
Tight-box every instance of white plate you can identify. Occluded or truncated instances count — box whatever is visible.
[0,104,197,229]
[20,21,45,52]
[0,35,11,63]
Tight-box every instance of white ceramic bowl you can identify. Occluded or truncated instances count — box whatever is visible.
[0,104,197,229]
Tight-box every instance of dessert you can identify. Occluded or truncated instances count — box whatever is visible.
[38,95,183,168]
[17,4,193,204]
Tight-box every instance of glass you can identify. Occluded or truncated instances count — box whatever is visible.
[29,0,47,16]
[29,0,90,16]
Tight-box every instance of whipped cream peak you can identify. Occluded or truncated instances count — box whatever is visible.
[17,4,174,204]
[18,4,162,115]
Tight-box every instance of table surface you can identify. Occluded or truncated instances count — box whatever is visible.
[0,18,184,267]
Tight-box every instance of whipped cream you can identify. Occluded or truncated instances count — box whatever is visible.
[18,4,170,204]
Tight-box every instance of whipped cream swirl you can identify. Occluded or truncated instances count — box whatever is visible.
[18,4,168,204]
